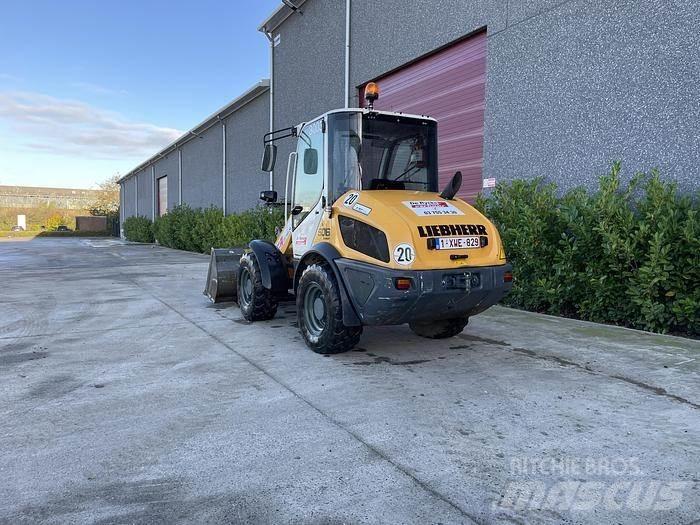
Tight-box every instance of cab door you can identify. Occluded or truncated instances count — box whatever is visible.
[291,118,325,258]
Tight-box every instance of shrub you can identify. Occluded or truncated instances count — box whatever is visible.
[220,206,283,248]
[123,216,154,243]
[45,214,68,231]
[477,162,699,336]
[149,204,283,253]
[193,206,228,252]
[152,211,176,248]
[154,204,196,251]
[172,205,201,252]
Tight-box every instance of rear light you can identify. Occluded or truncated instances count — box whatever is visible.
[503,271,513,283]
[394,277,412,290]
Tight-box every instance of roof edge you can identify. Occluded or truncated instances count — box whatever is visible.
[118,79,270,184]
[257,0,308,33]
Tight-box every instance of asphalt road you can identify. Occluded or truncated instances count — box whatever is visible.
[1,237,698,524]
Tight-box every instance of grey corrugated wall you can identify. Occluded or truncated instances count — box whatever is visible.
[270,0,345,193]
[482,0,699,191]
[121,176,137,219]
[181,124,223,210]
[136,168,153,218]
[225,91,270,213]
[272,0,699,192]
[119,90,270,221]
[153,152,179,212]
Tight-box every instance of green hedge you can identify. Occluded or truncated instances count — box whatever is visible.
[123,216,154,243]
[476,162,699,335]
[147,204,283,253]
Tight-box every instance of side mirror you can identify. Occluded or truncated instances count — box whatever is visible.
[440,170,462,200]
[261,144,277,172]
[291,205,303,216]
[303,148,318,174]
[260,190,278,203]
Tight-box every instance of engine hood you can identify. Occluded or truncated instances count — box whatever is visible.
[329,190,507,270]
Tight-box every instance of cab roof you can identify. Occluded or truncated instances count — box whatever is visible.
[299,108,437,129]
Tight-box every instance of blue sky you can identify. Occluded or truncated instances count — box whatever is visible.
[0,0,280,188]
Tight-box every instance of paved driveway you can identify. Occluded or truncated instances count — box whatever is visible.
[1,237,698,524]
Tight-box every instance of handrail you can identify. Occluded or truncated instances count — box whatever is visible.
[285,151,298,224]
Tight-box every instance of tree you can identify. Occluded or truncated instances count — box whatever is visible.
[88,174,120,218]
[45,213,68,231]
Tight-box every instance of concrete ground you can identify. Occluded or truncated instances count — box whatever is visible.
[0,237,698,525]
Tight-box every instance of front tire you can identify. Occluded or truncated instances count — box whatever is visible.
[238,253,278,321]
[409,317,469,339]
[297,263,362,354]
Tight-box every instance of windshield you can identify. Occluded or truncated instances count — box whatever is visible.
[328,112,438,203]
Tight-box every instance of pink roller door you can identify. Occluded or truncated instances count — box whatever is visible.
[360,31,487,201]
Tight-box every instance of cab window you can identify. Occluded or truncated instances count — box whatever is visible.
[327,112,362,204]
[360,115,437,192]
[293,119,324,228]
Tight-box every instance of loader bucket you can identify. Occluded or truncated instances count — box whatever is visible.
[204,248,243,303]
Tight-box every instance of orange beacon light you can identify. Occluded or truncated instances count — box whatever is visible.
[364,82,380,109]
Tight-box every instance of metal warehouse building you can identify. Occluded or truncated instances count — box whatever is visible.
[120,0,698,224]
[119,81,271,223]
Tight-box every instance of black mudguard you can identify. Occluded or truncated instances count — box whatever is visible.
[248,240,290,295]
[295,243,362,327]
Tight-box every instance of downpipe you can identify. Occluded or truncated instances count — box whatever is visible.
[344,0,351,107]
[265,30,275,191]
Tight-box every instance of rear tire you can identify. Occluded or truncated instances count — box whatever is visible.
[409,317,469,339]
[238,253,278,321]
[297,263,362,354]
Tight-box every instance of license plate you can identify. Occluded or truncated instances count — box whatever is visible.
[435,236,480,250]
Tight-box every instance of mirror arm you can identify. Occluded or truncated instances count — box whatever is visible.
[263,126,297,144]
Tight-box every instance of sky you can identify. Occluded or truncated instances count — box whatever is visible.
[0,0,281,189]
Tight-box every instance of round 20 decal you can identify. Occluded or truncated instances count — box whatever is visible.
[393,243,415,265]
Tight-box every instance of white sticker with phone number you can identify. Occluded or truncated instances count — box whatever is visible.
[403,200,464,216]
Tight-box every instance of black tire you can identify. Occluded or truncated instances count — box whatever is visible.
[409,317,469,339]
[297,263,362,354]
[238,253,278,321]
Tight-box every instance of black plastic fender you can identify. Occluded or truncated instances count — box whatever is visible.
[247,240,290,294]
[295,243,362,327]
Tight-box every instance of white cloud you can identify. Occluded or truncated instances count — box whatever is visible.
[0,91,182,160]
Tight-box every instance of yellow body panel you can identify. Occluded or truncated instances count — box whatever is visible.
[294,189,509,270]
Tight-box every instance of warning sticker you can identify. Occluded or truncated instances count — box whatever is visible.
[402,201,464,216]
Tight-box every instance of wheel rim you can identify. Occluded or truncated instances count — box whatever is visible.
[239,268,253,307]
[303,283,326,337]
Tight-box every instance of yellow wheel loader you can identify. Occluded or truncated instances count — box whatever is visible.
[205,83,512,354]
